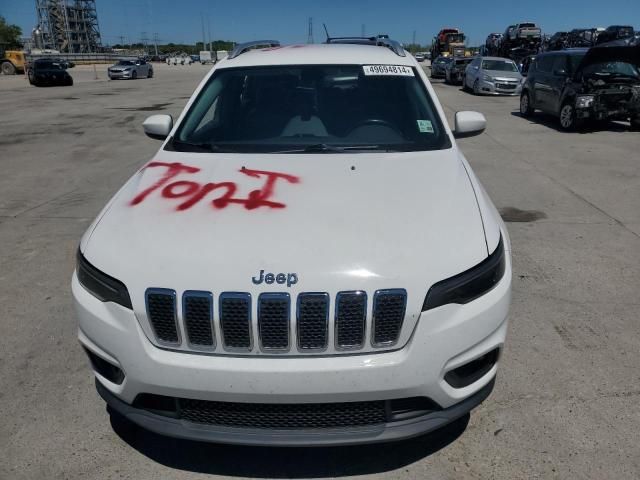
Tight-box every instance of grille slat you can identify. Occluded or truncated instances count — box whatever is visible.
[179,399,387,429]
[258,293,290,351]
[297,293,329,350]
[183,291,214,348]
[372,289,407,346]
[146,289,179,345]
[335,291,367,349]
[219,293,252,350]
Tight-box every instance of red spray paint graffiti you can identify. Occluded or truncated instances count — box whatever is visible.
[130,161,300,211]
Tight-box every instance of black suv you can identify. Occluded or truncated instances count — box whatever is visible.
[520,46,640,131]
[28,58,73,87]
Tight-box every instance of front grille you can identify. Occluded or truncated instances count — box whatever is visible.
[219,293,252,350]
[146,289,179,344]
[142,289,409,354]
[179,398,387,429]
[183,291,214,348]
[258,293,290,350]
[372,289,407,346]
[297,293,329,350]
[335,291,367,348]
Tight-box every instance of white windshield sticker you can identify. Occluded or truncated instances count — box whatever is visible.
[417,120,434,133]
[363,65,414,76]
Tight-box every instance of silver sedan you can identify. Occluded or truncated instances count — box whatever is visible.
[107,59,154,80]
[463,56,522,95]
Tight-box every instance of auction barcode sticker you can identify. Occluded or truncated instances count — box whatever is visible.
[363,65,414,76]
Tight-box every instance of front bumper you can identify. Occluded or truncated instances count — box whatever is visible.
[477,79,522,95]
[73,254,511,445]
[98,376,496,446]
[108,70,133,79]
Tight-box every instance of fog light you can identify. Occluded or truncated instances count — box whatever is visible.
[576,95,595,108]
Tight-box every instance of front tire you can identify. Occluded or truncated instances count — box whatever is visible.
[131,71,137,80]
[520,91,534,117]
[473,79,481,95]
[630,116,640,132]
[1,61,16,75]
[462,75,470,92]
[559,101,582,131]
[147,68,153,78]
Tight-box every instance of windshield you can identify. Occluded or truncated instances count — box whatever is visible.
[117,60,135,66]
[173,65,450,153]
[446,34,465,43]
[37,62,63,70]
[581,61,640,80]
[482,60,518,72]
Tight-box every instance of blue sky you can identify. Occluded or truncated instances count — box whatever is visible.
[2,0,639,46]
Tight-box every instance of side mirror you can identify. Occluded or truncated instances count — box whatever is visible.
[143,114,173,140]
[453,111,486,139]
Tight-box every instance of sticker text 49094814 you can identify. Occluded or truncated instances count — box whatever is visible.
[362,65,414,76]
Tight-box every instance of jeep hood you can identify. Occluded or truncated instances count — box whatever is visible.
[82,149,491,317]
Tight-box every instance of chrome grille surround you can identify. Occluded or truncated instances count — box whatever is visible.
[371,289,407,347]
[182,290,215,350]
[335,291,367,350]
[145,288,180,346]
[297,292,330,351]
[258,293,291,352]
[219,292,252,352]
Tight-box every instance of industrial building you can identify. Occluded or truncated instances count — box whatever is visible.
[35,0,102,53]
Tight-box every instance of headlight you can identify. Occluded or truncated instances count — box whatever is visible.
[483,74,494,82]
[422,236,506,311]
[576,95,595,108]
[76,250,132,309]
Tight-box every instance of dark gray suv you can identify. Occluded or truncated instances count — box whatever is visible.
[520,46,640,131]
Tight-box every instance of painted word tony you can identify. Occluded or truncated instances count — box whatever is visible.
[130,161,300,211]
[252,269,298,288]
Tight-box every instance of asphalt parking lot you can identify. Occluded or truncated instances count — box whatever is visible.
[1,62,639,479]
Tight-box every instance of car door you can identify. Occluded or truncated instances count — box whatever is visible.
[548,55,570,114]
[139,60,149,77]
[466,57,480,86]
[532,55,554,112]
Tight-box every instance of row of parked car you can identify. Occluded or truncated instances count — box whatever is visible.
[430,44,640,132]
[546,25,638,51]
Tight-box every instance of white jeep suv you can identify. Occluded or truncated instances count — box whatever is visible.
[73,37,511,446]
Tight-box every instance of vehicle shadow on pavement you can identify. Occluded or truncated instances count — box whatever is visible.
[109,410,470,477]
[509,111,632,133]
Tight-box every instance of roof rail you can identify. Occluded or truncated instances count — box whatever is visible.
[228,40,280,59]
[326,34,406,57]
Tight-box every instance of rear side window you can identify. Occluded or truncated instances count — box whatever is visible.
[536,55,554,73]
[551,56,568,75]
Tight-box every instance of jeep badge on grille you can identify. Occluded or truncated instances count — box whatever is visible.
[252,270,298,287]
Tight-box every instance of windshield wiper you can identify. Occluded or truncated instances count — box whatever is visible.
[168,138,237,153]
[273,144,387,154]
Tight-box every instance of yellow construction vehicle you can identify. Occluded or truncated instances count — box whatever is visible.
[1,50,26,75]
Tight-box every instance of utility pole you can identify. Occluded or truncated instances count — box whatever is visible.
[412,30,416,50]
[307,17,314,44]
[141,31,149,53]
[207,14,212,52]
[153,33,159,56]
[361,24,366,37]
[200,13,206,52]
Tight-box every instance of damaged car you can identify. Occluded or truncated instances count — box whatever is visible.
[520,45,640,131]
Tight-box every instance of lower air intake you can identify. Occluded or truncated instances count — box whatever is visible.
[179,398,387,429]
